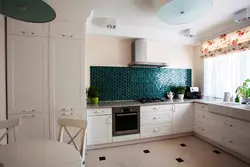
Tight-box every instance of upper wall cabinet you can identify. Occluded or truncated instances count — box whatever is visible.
[49,38,85,114]
[7,18,49,37]
[50,21,85,39]
[7,35,49,115]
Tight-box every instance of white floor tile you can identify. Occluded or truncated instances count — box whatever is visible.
[86,136,250,167]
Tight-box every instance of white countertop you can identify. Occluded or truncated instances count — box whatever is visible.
[87,97,250,122]
[87,97,222,109]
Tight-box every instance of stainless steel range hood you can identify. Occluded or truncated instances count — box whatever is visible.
[129,39,169,68]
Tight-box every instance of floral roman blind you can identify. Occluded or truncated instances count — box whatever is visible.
[201,26,250,58]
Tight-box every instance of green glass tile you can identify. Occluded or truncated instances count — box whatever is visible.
[90,66,192,101]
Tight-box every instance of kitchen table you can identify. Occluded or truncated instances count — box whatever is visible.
[0,140,82,167]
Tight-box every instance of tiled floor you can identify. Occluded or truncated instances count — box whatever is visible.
[85,136,250,167]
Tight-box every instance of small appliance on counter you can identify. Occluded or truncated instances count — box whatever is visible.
[185,87,202,99]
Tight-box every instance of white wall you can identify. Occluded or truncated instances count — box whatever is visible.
[193,46,204,91]
[0,15,6,144]
[86,34,200,87]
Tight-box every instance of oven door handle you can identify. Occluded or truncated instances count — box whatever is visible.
[116,113,138,116]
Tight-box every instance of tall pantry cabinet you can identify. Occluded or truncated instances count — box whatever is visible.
[7,18,86,142]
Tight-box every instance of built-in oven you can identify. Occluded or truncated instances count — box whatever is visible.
[112,106,140,136]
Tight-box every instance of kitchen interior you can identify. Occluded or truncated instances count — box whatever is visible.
[1,0,250,167]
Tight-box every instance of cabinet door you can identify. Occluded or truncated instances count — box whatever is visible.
[87,115,112,145]
[7,18,49,37]
[50,38,84,114]
[8,113,49,142]
[7,35,49,115]
[50,112,83,142]
[50,21,85,39]
[173,103,193,133]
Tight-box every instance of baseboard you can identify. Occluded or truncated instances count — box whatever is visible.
[87,132,192,150]
[194,132,250,164]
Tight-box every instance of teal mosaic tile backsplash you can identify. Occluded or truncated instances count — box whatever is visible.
[90,66,192,101]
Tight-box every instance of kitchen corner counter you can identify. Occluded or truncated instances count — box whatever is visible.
[87,97,222,109]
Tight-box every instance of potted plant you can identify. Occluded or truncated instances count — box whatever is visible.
[176,86,186,100]
[87,86,100,104]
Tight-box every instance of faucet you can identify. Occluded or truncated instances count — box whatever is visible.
[236,86,249,104]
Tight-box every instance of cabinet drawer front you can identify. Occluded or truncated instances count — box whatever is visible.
[141,123,172,139]
[141,105,173,112]
[224,117,250,139]
[194,122,210,138]
[195,109,208,124]
[141,111,172,125]
[87,108,112,116]
[194,103,208,111]
[50,21,85,39]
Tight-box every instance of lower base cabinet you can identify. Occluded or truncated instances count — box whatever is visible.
[8,113,49,142]
[195,106,250,159]
[87,109,112,146]
[173,103,193,133]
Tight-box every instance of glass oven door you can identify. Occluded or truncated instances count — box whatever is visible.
[113,111,139,136]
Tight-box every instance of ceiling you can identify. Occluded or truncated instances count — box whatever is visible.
[52,0,250,45]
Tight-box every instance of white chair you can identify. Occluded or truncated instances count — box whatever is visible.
[57,118,87,163]
[0,118,21,143]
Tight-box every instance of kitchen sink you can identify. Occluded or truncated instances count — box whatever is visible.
[215,102,241,106]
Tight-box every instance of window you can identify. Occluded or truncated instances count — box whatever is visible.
[204,50,250,98]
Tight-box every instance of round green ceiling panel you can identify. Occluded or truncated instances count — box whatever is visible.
[0,0,56,23]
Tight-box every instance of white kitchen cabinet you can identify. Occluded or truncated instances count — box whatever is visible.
[173,103,193,133]
[7,35,49,115]
[50,38,84,114]
[50,21,85,39]
[50,112,84,145]
[87,111,112,145]
[8,113,49,142]
[7,18,49,37]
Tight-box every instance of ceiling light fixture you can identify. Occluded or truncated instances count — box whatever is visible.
[157,0,213,25]
[0,0,56,23]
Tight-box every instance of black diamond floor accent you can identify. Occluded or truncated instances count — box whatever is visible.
[176,158,184,163]
[180,144,187,147]
[143,150,150,154]
[99,156,106,161]
[213,150,221,154]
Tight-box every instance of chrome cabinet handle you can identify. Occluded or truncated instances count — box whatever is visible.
[61,108,74,111]
[61,112,75,116]
[153,129,160,132]
[61,34,73,38]
[153,116,160,119]
[172,105,175,111]
[108,116,112,124]
[22,110,35,112]
[21,31,35,35]
[152,107,157,110]
[23,115,35,118]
